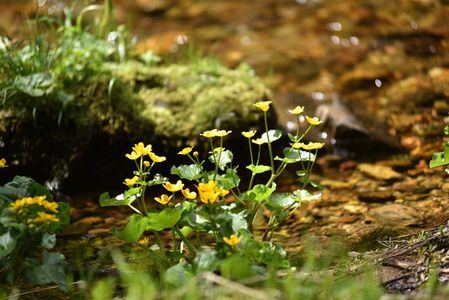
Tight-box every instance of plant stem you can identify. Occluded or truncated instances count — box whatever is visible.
[175,226,198,255]
[152,230,168,260]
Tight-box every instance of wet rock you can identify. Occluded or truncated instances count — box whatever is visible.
[366,204,423,227]
[392,180,419,193]
[357,187,395,202]
[357,163,403,181]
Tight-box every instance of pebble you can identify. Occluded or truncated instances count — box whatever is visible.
[366,204,423,227]
[357,163,403,181]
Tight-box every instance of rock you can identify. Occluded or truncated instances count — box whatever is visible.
[357,163,403,181]
[366,204,423,227]
[357,187,395,202]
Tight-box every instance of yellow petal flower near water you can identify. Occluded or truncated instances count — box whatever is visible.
[163,180,184,192]
[149,152,166,163]
[291,142,325,150]
[133,142,152,156]
[223,234,243,246]
[154,194,173,205]
[241,130,257,138]
[0,158,8,168]
[251,138,265,145]
[11,199,27,210]
[43,200,59,213]
[125,151,141,160]
[178,147,193,155]
[123,176,140,186]
[253,101,272,112]
[289,106,305,115]
[215,130,232,137]
[35,212,59,223]
[200,129,218,138]
[181,188,197,199]
[306,116,323,125]
[26,195,46,206]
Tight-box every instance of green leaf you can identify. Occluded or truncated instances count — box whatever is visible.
[171,164,202,180]
[293,189,321,201]
[147,208,183,231]
[41,233,56,249]
[23,250,68,291]
[209,150,233,170]
[231,213,248,232]
[247,241,290,268]
[260,129,282,144]
[245,184,276,203]
[220,167,240,189]
[99,188,140,207]
[445,126,449,135]
[193,249,221,272]
[429,143,449,168]
[288,132,298,142]
[163,261,194,288]
[146,174,168,186]
[0,231,17,258]
[246,164,272,174]
[14,72,54,97]
[110,214,149,242]
[265,193,297,212]
[275,147,315,163]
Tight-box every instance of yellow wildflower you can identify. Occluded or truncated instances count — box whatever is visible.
[178,147,193,155]
[144,161,151,167]
[43,200,59,213]
[198,189,221,204]
[200,129,218,138]
[253,101,272,112]
[211,147,225,153]
[163,180,184,192]
[123,176,140,186]
[133,142,152,156]
[0,158,8,168]
[223,235,243,246]
[291,142,325,150]
[35,212,59,223]
[198,180,216,191]
[139,237,149,245]
[252,138,265,145]
[193,151,199,157]
[154,194,173,205]
[215,130,232,137]
[26,195,46,206]
[149,152,166,163]
[181,188,197,199]
[289,106,305,115]
[306,116,323,126]
[11,199,27,210]
[125,151,141,160]
[241,130,256,138]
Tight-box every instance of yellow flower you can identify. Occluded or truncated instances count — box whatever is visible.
[35,212,59,223]
[149,152,166,163]
[210,147,225,153]
[125,151,141,160]
[198,180,216,192]
[178,147,193,155]
[306,116,323,126]
[251,138,265,145]
[181,188,197,199]
[144,161,151,167]
[291,142,325,150]
[223,235,243,246]
[163,180,184,192]
[0,158,8,168]
[138,237,149,245]
[200,129,218,138]
[198,189,221,204]
[123,176,140,186]
[193,151,199,157]
[215,130,232,137]
[11,199,27,210]
[26,195,46,206]
[133,142,152,156]
[154,194,173,205]
[43,200,59,213]
[253,101,272,112]
[242,130,256,138]
[289,106,305,115]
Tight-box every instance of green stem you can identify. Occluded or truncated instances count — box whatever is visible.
[264,112,275,173]
[208,202,219,240]
[152,230,168,260]
[171,227,176,251]
[175,226,198,255]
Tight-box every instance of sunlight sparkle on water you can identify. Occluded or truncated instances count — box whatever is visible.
[331,138,336,145]
[299,115,305,123]
[430,45,436,53]
[286,121,296,131]
[320,132,328,139]
[331,36,340,45]
[311,92,325,101]
[375,79,382,88]
[176,35,188,44]
[329,22,342,32]
[350,36,359,45]
[295,0,307,4]
[35,0,46,7]
[411,21,418,30]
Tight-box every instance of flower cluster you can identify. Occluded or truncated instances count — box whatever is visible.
[10,195,60,225]
[196,180,229,204]
[125,142,166,163]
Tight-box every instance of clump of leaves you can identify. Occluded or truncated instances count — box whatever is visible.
[429,125,449,174]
